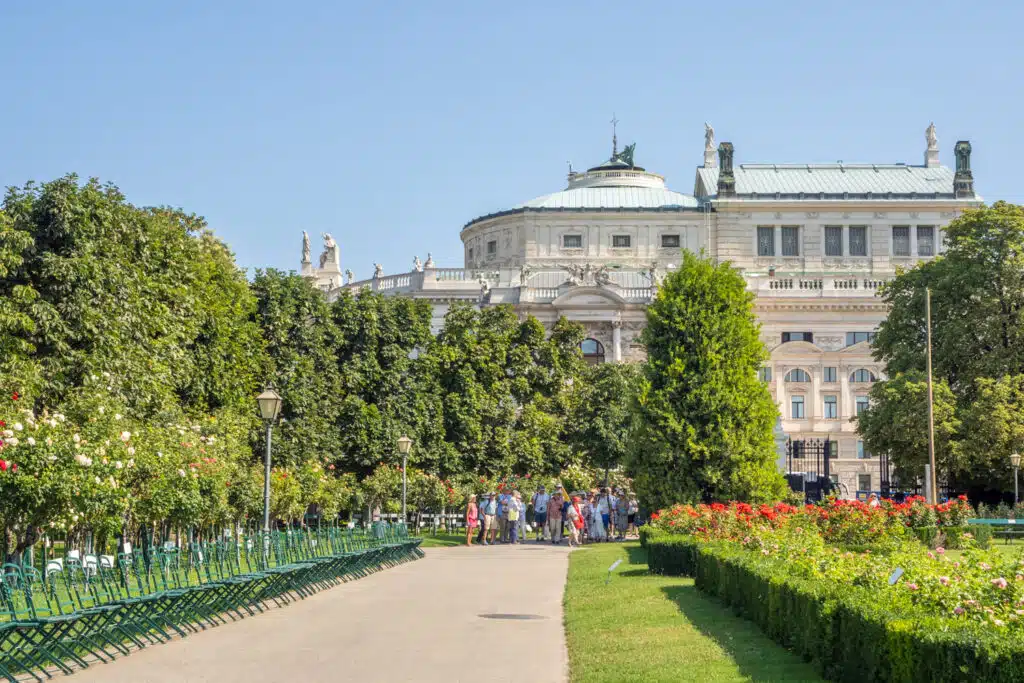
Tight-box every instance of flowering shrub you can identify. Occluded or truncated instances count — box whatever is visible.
[651,495,974,548]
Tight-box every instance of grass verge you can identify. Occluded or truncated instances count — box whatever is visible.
[563,541,824,683]
[415,532,466,548]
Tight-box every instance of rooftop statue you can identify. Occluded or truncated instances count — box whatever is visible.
[344,268,354,284]
[704,122,715,152]
[320,233,340,268]
[373,263,383,279]
[413,255,422,272]
[301,231,311,264]
[424,253,435,269]
[616,143,636,167]
[926,122,938,151]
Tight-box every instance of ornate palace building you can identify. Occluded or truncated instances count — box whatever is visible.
[301,123,981,497]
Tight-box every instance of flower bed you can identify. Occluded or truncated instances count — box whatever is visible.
[645,498,1024,681]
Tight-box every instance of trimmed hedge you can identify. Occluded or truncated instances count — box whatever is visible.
[646,534,699,576]
[912,525,991,550]
[659,535,1024,682]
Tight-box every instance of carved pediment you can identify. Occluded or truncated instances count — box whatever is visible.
[551,286,627,308]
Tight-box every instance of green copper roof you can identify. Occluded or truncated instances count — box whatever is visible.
[695,163,968,199]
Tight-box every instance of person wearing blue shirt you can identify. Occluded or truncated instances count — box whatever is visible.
[482,493,498,545]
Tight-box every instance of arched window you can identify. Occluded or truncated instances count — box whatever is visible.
[784,368,811,383]
[581,338,605,365]
[850,369,877,383]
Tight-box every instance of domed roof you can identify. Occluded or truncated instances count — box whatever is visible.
[517,186,700,210]
[462,142,702,229]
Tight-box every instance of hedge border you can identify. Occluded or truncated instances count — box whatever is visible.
[645,534,1024,682]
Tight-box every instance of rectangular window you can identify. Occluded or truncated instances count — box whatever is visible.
[487,240,497,255]
[823,366,837,383]
[858,473,872,490]
[856,396,869,416]
[917,225,935,256]
[824,395,838,419]
[563,234,582,249]
[612,235,631,248]
[757,226,775,256]
[781,226,800,256]
[791,395,805,419]
[758,367,772,383]
[824,226,843,256]
[828,441,839,458]
[782,332,813,343]
[857,441,870,459]
[892,226,911,256]
[661,234,681,248]
[829,474,839,485]
[468,248,473,261]
[846,331,875,347]
[849,226,868,256]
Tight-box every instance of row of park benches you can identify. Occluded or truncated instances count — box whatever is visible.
[0,523,422,683]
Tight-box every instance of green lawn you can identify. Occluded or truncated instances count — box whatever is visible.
[564,542,824,683]
[414,532,467,548]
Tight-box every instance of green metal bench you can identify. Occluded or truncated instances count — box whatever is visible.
[967,518,1024,543]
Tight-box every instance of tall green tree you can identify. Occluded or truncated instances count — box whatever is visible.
[0,176,265,417]
[251,269,343,467]
[856,372,960,485]
[873,202,1024,397]
[865,202,1024,487]
[331,289,439,475]
[569,362,642,478]
[628,250,786,507]
[957,375,1024,489]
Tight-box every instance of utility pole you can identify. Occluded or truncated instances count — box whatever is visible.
[926,288,938,503]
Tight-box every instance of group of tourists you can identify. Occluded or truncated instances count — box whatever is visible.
[463,484,639,547]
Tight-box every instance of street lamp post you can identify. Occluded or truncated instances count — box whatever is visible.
[397,435,413,523]
[1012,453,1021,506]
[256,387,283,536]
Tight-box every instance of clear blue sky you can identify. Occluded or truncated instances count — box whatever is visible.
[2,1,1021,279]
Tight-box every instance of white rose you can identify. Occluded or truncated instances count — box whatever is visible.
[7,437,18,446]
[114,414,122,421]
[13,423,23,431]
[119,431,131,442]
[48,419,57,428]
[127,458,135,468]
[102,371,111,379]
[2,430,12,438]
[72,434,81,444]
[47,455,57,462]
[114,460,123,469]
[157,451,163,459]
[94,476,102,484]
[177,469,186,477]
[126,446,135,456]
[98,406,105,415]
[192,425,201,432]
[75,454,89,466]
[56,414,66,422]
[207,436,215,445]
[27,437,35,446]
[91,374,98,381]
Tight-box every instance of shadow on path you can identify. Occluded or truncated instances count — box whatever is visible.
[661,584,821,683]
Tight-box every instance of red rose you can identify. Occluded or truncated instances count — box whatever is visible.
[0,460,7,471]
[10,463,16,473]
[328,464,335,470]
[11,392,18,401]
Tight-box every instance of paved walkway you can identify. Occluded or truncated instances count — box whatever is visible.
[69,543,571,683]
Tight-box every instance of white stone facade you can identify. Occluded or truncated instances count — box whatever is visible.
[303,125,981,497]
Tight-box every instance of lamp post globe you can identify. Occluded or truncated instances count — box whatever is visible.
[256,386,283,539]
[397,436,413,523]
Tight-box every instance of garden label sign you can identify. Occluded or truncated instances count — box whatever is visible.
[888,567,904,585]
[606,558,623,585]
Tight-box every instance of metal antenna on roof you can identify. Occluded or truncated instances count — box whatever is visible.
[610,113,619,158]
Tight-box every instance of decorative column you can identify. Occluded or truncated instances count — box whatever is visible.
[612,320,622,362]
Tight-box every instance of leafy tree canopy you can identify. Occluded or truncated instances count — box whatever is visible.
[627,250,786,507]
